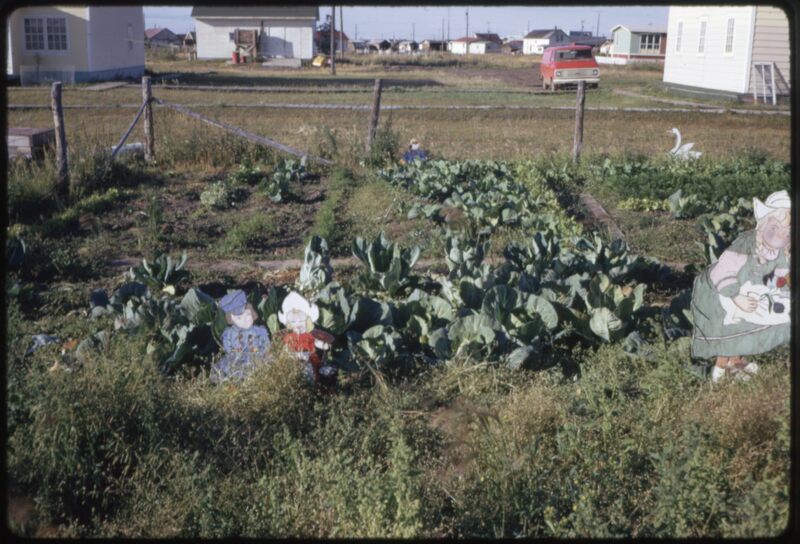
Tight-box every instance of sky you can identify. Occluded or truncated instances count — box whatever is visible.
[144,5,669,40]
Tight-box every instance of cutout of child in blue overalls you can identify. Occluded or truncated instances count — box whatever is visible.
[210,290,271,384]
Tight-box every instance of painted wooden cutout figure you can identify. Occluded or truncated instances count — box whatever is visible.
[402,138,428,164]
[211,290,271,384]
[277,291,337,388]
[691,190,791,383]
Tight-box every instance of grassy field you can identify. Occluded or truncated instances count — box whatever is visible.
[5,53,792,538]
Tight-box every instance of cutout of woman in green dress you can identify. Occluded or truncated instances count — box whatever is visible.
[691,190,791,383]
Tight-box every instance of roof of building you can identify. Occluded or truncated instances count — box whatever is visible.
[610,24,668,35]
[191,6,318,19]
[523,29,564,39]
[451,36,486,44]
[569,36,608,46]
[145,28,177,40]
[313,29,349,42]
[503,40,523,48]
[544,44,593,51]
[475,32,502,44]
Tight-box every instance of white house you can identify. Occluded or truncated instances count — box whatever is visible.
[522,28,569,54]
[662,5,790,103]
[191,6,317,60]
[449,36,500,55]
[6,6,145,85]
[397,40,418,54]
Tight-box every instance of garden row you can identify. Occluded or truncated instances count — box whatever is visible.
[7,159,706,380]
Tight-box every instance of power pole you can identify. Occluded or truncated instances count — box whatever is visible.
[441,18,445,42]
[466,7,469,37]
[596,13,600,36]
[447,7,450,41]
[412,22,415,43]
[330,5,336,75]
[340,5,344,58]
[355,23,358,41]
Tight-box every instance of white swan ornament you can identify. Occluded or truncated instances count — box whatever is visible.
[668,128,702,159]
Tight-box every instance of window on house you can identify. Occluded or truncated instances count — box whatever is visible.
[24,18,45,50]
[698,21,707,53]
[676,21,683,52]
[46,17,67,50]
[639,33,661,51]
[24,16,68,51]
[725,18,734,53]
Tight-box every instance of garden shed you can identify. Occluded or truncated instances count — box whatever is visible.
[192,6,318,60]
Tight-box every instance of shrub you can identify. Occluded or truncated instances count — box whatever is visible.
[219,215,276,252]
[363,118,401,168]
[199,180,249,210]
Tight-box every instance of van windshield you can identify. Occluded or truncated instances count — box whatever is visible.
[555,49,593,61]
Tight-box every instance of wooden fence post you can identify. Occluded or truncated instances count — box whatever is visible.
[572,80,586,163]
[50,81,69,201]
[142,76,155,163]
[366,78,383,152]
[330,5,336,75]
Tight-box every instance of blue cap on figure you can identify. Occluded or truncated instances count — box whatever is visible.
[219,290,247,315]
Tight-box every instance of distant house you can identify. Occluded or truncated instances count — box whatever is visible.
[420,39,447,52]
[181,31,196,50]
[6,6,145,85]
[568,32,608,49]
[398,40,418,54]
[314,29,349,53]
[663,5,790,103]
[605,24,667,62]
[502,40,523,55]
[191,6,317,60]
[347,39,368,53]
[449,36,501,55]
[599,39,614,55]
[522,28,569,54]
[475,32,503,46]
[366,39,391,53]
[145,27,180,48]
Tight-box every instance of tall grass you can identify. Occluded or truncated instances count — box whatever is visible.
[7,302,790,538]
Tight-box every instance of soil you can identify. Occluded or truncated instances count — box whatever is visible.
[81,170,327,267]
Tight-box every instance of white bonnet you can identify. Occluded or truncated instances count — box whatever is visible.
[278,291,319,325]
[754,190,791,221]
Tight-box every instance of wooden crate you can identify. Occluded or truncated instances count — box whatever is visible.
[8,127,55,160]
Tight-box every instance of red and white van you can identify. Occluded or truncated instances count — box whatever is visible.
[539,45,600,91]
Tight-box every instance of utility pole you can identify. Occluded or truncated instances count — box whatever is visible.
[447,7,450,41]
[355,23,358,41]
[412,22,415,43]
[466,7,469,37]
[340,5,344,58]
[596,13,600,36]
[581,20,584,32]
[441,18,445,42]
[330,5,336,75]
[527,21,530,33]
